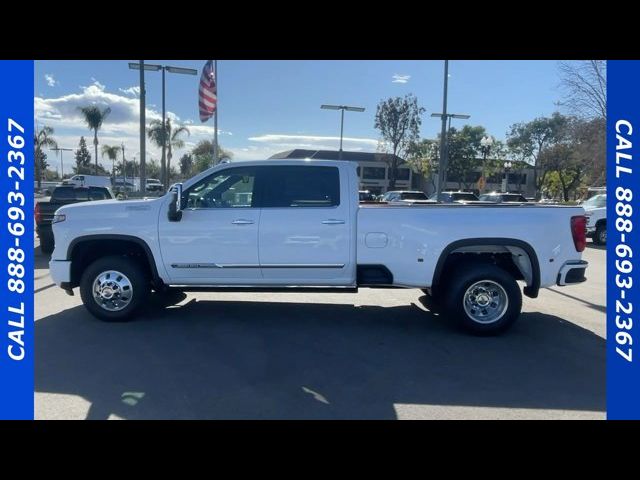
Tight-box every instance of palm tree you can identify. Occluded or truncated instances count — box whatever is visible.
[78,105,111,175]
[34,126,57,189]
[148,118,190,188]
[101,145,121,179]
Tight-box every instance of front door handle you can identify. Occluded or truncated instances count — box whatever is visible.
[321,219,345,225]
[232,219,254,225]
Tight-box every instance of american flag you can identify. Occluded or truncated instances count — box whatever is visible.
[199,60,217,122]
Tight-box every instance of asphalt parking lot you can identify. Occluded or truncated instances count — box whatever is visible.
[34,239,606,420]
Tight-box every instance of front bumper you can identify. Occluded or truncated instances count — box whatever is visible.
[556,260,588,286]
[49,259,72,287]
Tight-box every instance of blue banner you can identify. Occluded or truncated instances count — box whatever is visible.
[607,60,640,419]
[0,60,34,419]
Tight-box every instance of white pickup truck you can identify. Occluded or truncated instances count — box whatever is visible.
[49,160,589,334]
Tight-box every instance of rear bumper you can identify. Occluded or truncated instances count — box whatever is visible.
[556,260,588,286]
[49,259,72,287]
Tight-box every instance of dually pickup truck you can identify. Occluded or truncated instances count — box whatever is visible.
[50,160,589,334]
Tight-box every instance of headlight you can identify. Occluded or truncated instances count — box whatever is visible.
[52,214,66,224]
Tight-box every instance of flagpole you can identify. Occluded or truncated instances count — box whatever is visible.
[213,59,219,165]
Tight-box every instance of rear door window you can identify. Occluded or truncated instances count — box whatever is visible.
[262,166,340,208]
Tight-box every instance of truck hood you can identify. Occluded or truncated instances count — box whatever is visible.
[56,196,163,213]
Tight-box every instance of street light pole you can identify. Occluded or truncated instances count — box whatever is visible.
[321,104,365,160]
[436,60,449,201]
[139,61,146,194]
[50,147,73,180]
[480,136,494,193]
[129,62,197,190]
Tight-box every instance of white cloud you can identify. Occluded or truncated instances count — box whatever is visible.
[248,134,377,148]
[119,85,140,97]
[45,74,58,87]
[231,133,380,160]
[90,77,106,90]
[35,83,235,167]
[392,74,410,84]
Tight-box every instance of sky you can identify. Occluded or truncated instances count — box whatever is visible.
[34,60,570,175]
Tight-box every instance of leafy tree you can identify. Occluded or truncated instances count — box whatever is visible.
[374,94,425,189]
[179,153,194,177]
[147,118,191,188]
[78,105,111,175]
[73,136,92,174]
[558,60,606,120]
[34,126,57,188]
[406,139,438,191]
[506,112,569,198]
[446,125,487,190]
[101,144,121,178]
[191,140,233,163]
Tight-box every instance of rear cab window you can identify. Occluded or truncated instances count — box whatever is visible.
[261,166,340,207]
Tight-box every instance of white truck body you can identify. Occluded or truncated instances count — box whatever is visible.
[65,174,112,189]
[49,160,589,333]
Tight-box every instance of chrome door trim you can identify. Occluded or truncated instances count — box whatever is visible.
[170,263,344,269]
[260,264,345,269]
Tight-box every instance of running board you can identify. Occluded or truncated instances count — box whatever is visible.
[169,286,359,294]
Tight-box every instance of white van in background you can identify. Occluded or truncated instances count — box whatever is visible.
[65,175,112,189]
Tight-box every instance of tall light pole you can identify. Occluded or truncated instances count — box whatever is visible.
[129,62,198,189]
[50,147,73,180]
[320,104,365,160]
[431,112,470,196]
[479,135,494,193]
[503,161,513,192]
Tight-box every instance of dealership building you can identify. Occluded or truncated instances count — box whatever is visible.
[270,149,537,197]
[269,149,413,194]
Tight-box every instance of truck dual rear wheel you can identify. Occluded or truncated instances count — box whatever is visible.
[442,264,522,335]
[40,238,54,254]
[80,255,149,322]
[594,223,606,245]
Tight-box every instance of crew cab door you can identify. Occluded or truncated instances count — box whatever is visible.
[258,165,354,285]
[158,166,262,283]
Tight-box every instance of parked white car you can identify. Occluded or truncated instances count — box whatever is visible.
[582,193,607,245]
[65,174,112,189]
[49,160,589,334]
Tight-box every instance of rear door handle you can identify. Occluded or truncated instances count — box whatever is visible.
[232,219,254,225]
[322,219,345,225]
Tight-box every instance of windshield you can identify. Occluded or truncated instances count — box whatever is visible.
[400,192,428,200]
[502,194,527,202]
[452,193,479,201]
[583,194,606,208]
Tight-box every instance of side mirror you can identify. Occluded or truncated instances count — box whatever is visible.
[168,183,183,222]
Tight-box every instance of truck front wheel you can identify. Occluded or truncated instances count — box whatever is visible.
[442,264,522,335]
[80,255,150,322]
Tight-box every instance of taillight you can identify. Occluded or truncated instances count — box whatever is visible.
[571,215,587,252]
[34,203,42,224]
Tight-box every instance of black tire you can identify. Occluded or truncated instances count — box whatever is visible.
[594,223,606,245]
[442,263,522,335]
[40,238,54,254]
[79,255,150,322]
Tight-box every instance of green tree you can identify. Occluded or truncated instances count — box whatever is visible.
[147,118,190,188]
[73,136,92,174]
[374,94,424,189]
[34,126,57,188]
[446,125,487,190]
[101,144,121,178]
[506,112,569,198]
[78,105,111,175]
[179,153,194,177]
[191,140,233,163]
[406,139,439,191]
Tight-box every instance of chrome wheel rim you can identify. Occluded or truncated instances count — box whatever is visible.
[463,280,509,324]
[92,270,133,312]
